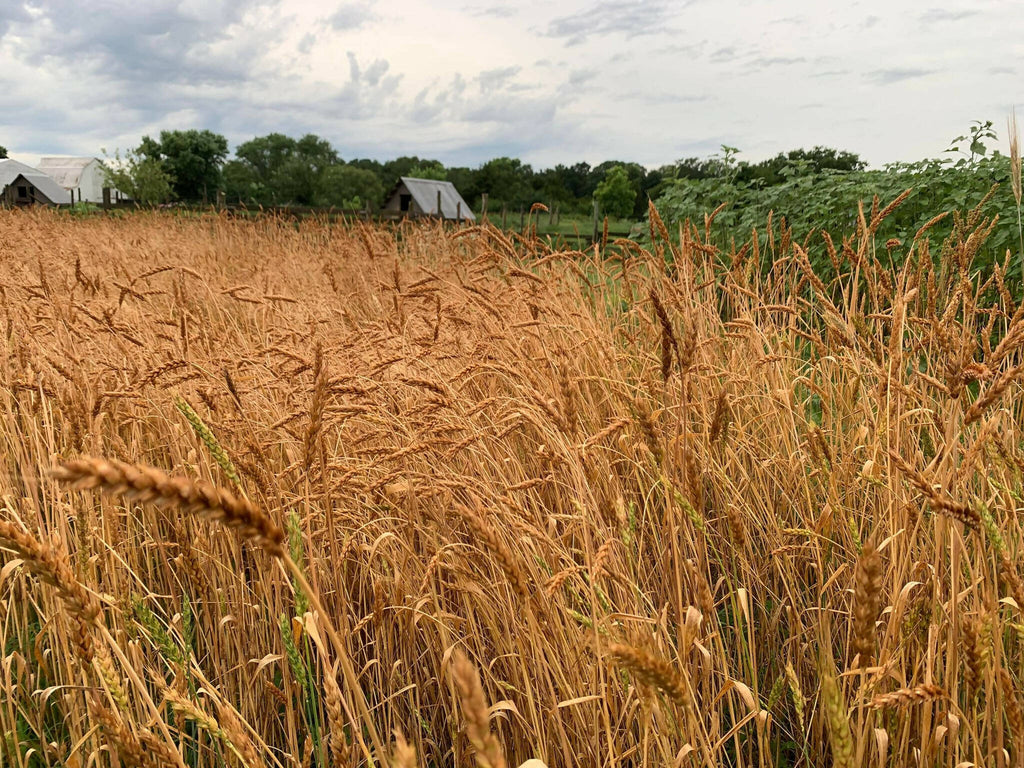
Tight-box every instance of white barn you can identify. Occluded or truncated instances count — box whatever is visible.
[37,157,112,203]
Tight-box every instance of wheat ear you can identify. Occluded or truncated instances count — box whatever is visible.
[608,643,691,710]
[870,684,948,709]
[53,457,285,556]
[451,650,508,768]
[820,665,854,768]
[851,538,882,667]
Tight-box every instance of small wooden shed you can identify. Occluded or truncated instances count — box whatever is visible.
[0,159,72,207]
[383,177,475,221]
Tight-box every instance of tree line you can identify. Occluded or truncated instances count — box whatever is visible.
[100,129,869,218]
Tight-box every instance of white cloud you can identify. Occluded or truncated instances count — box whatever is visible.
[0,0,1022,168]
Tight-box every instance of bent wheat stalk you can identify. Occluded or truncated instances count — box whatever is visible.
[53,457,284,555]
[870,684,948,709]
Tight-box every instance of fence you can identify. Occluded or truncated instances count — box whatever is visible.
[91,197,631,246]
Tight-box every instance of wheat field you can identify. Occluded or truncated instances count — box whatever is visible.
[1,201,1023,767]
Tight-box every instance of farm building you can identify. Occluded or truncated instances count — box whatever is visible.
[37,157,114,203]
[0,159,72,207]
[383,177,475,221]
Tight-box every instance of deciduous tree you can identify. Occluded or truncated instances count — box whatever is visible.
[317,165,384,209]
[139,129,228,202]
[594,165,637,219]
[102,148,174,205]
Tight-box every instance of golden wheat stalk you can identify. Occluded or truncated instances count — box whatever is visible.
[390,729,418,768]
[0,518,101,623]
[322,662,351,768]
[887,451,980,530]
[851,539,882,667]
[1001,669,1024,741]
[90,696,180,768]
[451,650,508,768]
[53,456,385,761]
[454,501,530,601]
[1010,109,1022,203]
[0,519,186,765]
[870,684,948,709]
[649,288,679,381]
[608,643,690,711]
[53,457,285,556]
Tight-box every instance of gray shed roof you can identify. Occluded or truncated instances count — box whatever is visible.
[37,157,98,188]
[0,160,71,204]
[398,177,475,220]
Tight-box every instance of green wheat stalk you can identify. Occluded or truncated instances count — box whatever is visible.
[175,397,242,489]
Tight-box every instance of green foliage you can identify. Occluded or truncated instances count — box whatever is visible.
[230,133,297,204]
[445,166,476,201]
[407,160,447,181]
[0,145,7,159]
[231,133,349,206]
[271,155,323,206]
[594,165,638,219]
[736,146,866,186]
[317,164,384,209]
[222,159,261,205]
[95,127,906,234]
[3,614,66,767]
[294,134,339,172]
[235,132,297,178]
[653,150,1019,284]
[381,155,440,190]
[946,120,998,167]
[471,156,534,209]
[139,129,228,202]
[276,134,341,205]
[102,148,174,205]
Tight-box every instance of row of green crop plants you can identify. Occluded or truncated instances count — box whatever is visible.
[651,121,1024,285]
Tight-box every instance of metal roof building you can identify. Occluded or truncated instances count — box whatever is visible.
[0,159,72,206]
[383,177,475,221]
[37,157,110,203]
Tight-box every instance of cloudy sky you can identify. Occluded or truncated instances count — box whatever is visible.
[1,0,1021,170]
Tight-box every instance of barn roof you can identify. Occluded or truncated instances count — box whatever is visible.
[0,159,72,204]
[37,157,99,189]
[396,177,475,220]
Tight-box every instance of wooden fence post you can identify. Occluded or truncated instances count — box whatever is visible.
[437,189,443,219]
[519,205,524,233]
[592,198,600,244]
[501,205,507,229]
[456,201,461,225]
[481,193,488,220]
